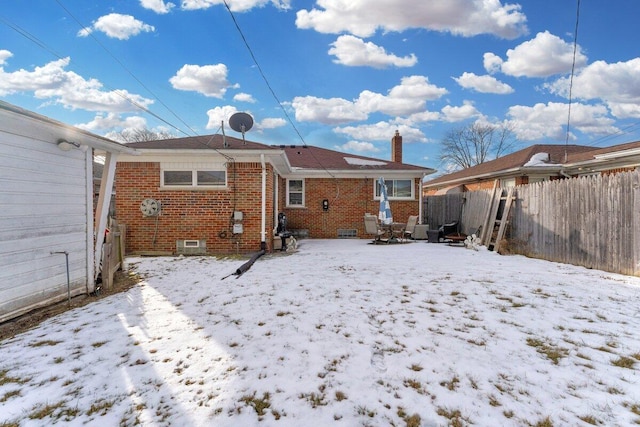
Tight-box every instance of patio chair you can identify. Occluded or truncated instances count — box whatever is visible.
[364,214,387,244]
[403,215,418,240]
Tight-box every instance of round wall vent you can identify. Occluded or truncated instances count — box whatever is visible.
[140,198,160,216]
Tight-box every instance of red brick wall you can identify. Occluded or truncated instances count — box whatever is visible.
[280,177,422,238]
[115,161,276,255]
[464,180,497,192]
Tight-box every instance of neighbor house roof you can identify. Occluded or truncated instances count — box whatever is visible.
[565,139,640,163]
[424,141,640,189]
[424,145,593,188]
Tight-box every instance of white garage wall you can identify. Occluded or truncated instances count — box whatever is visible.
[0,126,90,322]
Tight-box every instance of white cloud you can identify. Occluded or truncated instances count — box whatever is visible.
[454,72,514,94]
[292,75,447,124]
[78,13,155,40]
[170,64,237,98]
[334,121,425,143]
[328,35,417,69]
[290,75,448,126]
[0,50,12,65]
[506,102,618,141]
[356,90,424,117]
[140,0,176,13]
[404,110,441,124]
[258,117,286,129]
[491,31,587,78]
[233,92,256,103]
[546,58,640,119]
[0,57,154,112]
[357,75,447,116]
[337,140,380,153]
[77,113,147,132]
[483,52,503,74]
[180,0,290,12]
[292,96,367,124]
[296,0,527,39]
[440,101,482,122]
[205,105,239,129]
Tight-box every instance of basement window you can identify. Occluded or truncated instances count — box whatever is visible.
[183,240,200,248]
[337,229,357,238]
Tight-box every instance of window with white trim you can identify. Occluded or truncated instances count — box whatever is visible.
[500,178,516,188]
[161,163,227,188]
[287,179,304,207]
[375,179,414,199]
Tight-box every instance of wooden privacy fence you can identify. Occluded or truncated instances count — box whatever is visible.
[102,221,126,290]
[423,190,493,235]
[423,170,640,276]
[511,171,640,276]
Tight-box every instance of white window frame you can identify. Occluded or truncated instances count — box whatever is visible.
[286,178,305,207]
[500,178,516,188]
[374,178,414,200]
[161,162,227,189]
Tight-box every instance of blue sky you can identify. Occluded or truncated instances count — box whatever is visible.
[2,0,640,170]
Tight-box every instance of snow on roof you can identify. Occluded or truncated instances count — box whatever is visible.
[343,156,388,166]
[523,152,555,167]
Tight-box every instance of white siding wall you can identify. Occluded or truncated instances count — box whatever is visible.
[0,127,90,321]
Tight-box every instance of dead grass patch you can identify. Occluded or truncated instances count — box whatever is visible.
[612,356,636,369]
[436,407,471,426]
[526,337,569,365]
[240,392,271,417]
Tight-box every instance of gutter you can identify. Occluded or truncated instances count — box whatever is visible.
[423,166,564,190]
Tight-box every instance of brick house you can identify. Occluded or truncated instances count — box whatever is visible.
[115,131,434,254]
[423,141,640,195]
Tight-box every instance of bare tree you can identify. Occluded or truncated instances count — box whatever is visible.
[439,122,517,169]
[114,127,175,142]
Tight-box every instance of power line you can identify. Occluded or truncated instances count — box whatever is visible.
[53,0,198,138]
[0,13,192,138]
[221,0,307,147]
[564,0,581,160]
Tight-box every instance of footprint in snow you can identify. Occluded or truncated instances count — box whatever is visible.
[371,350,386,372]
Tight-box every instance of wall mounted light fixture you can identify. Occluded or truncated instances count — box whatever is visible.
[57,138,86,152]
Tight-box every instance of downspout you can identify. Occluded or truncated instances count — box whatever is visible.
[418,174,425,224]
[274,170,279,234]
[260,154,266,250]
[560,169,572,178]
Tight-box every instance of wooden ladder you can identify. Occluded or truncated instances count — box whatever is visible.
[481,185,516,252]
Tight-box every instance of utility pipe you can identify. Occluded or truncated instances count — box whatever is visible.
[419,173,426,224]
[51,251,71,307]
[260,154,266,250]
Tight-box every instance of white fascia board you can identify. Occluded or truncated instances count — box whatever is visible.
[594,147,640,160]
[423,166,563,188]
[564,157,640,173]
[0,101,137,155]
[117,149,292,173]
[281,169,427,179]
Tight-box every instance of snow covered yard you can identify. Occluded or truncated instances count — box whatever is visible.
[1,239,640,427]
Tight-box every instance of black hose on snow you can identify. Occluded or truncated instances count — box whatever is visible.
[222,250,265,280]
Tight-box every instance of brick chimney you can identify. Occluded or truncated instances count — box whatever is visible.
[391,130,402,163]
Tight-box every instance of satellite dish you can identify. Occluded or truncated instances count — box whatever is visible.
[229,112,253,136]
